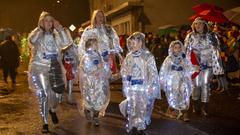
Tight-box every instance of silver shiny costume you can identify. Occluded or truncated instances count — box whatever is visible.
[185,18,224,104]
[120,32,160,132]
[28,12,72,124]
[159,40,195,111]
[79,48,111,116]
[79,24,122,56]
[62,44,79,103]
[79,24,122,70]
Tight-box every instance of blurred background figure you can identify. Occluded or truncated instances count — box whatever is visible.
[0,30,20,89]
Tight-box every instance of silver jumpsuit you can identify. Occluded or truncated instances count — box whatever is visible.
[184,19,224,104]
[28,26,72,124]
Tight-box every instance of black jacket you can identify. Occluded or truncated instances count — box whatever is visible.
[0,39,20,68]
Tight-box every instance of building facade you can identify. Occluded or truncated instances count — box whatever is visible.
[85,0,240,35]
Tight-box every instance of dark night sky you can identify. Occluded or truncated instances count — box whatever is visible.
[0,0,90,33]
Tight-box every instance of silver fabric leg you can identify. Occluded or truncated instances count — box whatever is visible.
[49,90,61,112]
[35,74,49,124]
[38,90,48,124]
[145,98,155,126]
[34,73,61,121]
[126,90,148,132]
[201,69,213,103]
[67,80,73,102]
[192,75,201,101]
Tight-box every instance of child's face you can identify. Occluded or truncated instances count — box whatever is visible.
[173,43,181,55]
[91,41,98,51]
[130,39,142,52]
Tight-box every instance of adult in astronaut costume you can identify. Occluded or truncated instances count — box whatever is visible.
[28,11,72,133]
[120,32,160,135]
[184,17,224,117]
[78,10,123,72]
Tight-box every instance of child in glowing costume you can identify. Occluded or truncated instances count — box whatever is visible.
[159,40,197,121]
[120,32,160,135]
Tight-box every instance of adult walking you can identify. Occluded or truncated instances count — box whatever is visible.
[28,11,72,133]
[78,10,123,72]
[184,17,224,118]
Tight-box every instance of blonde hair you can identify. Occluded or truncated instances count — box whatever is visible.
[90,10,106,27]
[38,11,54,32]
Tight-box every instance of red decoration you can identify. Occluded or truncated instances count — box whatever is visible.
[64,62,74,80]
[192,3,224,13]
[190,51,200,79]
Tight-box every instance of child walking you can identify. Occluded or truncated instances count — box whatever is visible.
[159,40,197,122]
[120,32,160,135]
[79,38,111,126]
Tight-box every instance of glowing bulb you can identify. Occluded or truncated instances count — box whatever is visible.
[69,24,76,31]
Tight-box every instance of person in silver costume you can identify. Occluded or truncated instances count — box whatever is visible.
[120,32,160,135]
[79,38,111,126]
[61,27,83,104]
[61,35,82,104]
[28,11,72,133]
[78,10,123,74]
[159,40,197,122]
[184,17,224,118]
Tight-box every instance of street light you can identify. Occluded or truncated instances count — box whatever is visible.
[69,24,76,32]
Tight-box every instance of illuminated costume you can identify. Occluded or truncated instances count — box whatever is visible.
[159,40,195,120]
[79,38,111,126]
[78,10,123,75]
[28,11,72,132]
[184,17,224,116]
[120,32,160,134]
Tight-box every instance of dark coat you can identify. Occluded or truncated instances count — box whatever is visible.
[0,39,20,68]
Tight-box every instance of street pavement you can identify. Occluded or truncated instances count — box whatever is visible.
[0,65,240,135]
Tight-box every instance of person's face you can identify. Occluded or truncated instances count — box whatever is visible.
[43,16,53,31]
[194,22,205,33]
[95,12,104,25]
[173,43,181,55]
[130,39,142,52]
[91,41,98,51]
